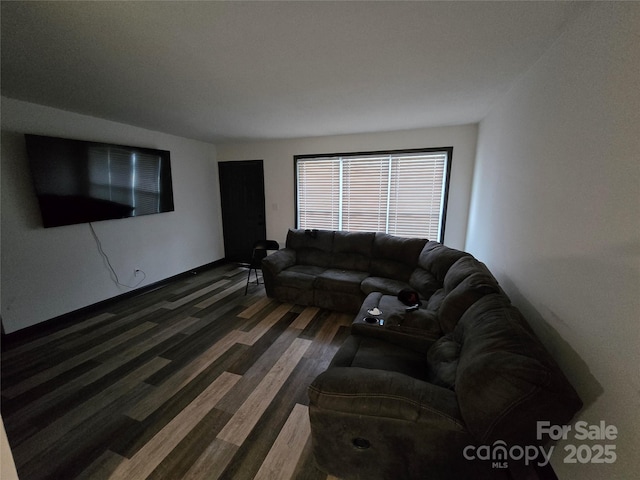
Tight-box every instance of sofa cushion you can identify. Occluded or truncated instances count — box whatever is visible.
[287,264,327,276]
[275,266,325,289]
[408,268,441,300]
[261,247,296,277]
[286,228,334,250]
[361,276,410,296]
[443,256,495,292]
[425,288,445,311]
[454,294,583,445]
[426,334,460,390]
[286,228,334,267]
[315,269,369,295]
[438,272,501,334]
[332,231,375,271]
[329,334,430,382]
[370,234,427,281]
[272,284,315,306]
[418,241,470,283]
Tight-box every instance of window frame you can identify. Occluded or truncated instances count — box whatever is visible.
[294,146,453,242]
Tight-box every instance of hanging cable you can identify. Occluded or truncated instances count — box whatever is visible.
[89,222,146,289]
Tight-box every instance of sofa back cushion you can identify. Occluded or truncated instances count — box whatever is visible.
[436,257,502,333]
[286,229,334,267]
[417,241,470,283]
[426,333,460,389]
[332,231,376,271]
[408,268,441,300]
[454,295,582,445]
[370,233,427,281]
[443,256,494,292]
[438,273,502,334]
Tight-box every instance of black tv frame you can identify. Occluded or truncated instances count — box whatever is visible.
[25,134,175,228]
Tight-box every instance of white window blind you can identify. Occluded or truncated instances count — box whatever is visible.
[296,157,341,230]
[296,149,450,241]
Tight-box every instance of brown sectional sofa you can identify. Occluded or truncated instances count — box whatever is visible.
[262,229,582,479]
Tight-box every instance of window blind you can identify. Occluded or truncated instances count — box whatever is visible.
[296,157,341,230]
[295,149,450,241]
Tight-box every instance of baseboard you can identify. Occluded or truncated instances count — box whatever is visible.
[1,259,227,348]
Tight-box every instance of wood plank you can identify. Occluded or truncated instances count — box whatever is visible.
[109,348,248,459]
[1,262,346,480]
[216,324,301,412]
[164,279,230,309]
[217,337,312,446]
[109,371,240,480]
[151,308,246,366]
[303,312,349,359]
[182,439,239,480]
[74,450,127,480]
[290,305,321,330]
[145,407,234,480]
[57,310,170,351]
[216,355,314,480]
[299,308,334,340]
[237,302,294,345]
[253,403,311,480]
[93,315,203,364]
[12,356,170,468]
[16,388,147,480]
[166,269,228,296]
[2,321,157,398]
[0,312,115,362]
[193,279,247,309]
[236,296,273,319]
[235,300,281,332]
[126,330,245,421]
[5,315,200,431]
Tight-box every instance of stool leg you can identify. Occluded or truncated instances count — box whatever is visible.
[245,268,252,295]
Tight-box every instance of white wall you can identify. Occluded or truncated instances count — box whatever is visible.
[1,97,224,334]
[466,3,639,479]
[217,124,478,250]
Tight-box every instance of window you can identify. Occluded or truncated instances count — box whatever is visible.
[295,148,452,241]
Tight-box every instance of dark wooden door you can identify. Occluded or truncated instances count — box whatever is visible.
[218,160,266,263]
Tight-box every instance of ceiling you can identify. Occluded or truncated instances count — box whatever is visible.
[1,1,588,144]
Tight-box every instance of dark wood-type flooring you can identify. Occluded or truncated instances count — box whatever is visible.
[2,263,555,480]
[2,263,347,480]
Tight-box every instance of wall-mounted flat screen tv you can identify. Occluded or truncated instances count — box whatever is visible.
[25,134,175,228]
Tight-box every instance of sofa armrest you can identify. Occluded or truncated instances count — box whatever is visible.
[308,367,463,428]
[261,247,296,276]
[351,305,442,353]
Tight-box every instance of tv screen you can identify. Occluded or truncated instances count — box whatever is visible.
[25,134,175,228]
